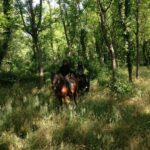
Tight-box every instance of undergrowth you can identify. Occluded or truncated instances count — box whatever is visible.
[0,67,150,150]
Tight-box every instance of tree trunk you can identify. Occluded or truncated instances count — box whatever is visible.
[127,48,132,82]
[29,0,43,87]
[95,35,104,64]
[32,34,43,87]
[142,41,150,67]
[124,33,132,82]
[17,0,43,86]
[0,0,12,66]
[109,43,116,78]
[47,0,55,63]
[80,29,87,61]
[118,0,133,82]
[58,0,72,55]
[125,0,132,82]
[135,0,140,79]
[96,0,116,80]
[142,41,147,66]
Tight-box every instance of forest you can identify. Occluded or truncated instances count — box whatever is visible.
[0,0,150,149]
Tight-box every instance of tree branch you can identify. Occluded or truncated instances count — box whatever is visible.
[98,0,113,13]
[16,0,31,35]
[104,0,113,12]
[37,0,43,30]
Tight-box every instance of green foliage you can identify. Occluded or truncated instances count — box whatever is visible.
[87,61,100,79]
[0,13,7,29]
[0,0,150,149]
[110,78,134,95]
[98,66,111,86]
[0,67,150,149]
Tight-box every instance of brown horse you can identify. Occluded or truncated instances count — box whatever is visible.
[65,73,78,105]
[51,73,78,106]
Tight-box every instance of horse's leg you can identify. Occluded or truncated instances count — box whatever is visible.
[73,92,77,106]
[58,96,63,106]
[85,81,90,92]
[85,76,90,92]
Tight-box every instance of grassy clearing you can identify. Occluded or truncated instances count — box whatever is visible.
[0,67,150,150]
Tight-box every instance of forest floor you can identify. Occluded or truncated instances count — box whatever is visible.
[0,67,150,150]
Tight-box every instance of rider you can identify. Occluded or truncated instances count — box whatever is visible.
[76,61,89,91]
[58,59,75,96]
[76,61,84,76]
[58,59,72,77]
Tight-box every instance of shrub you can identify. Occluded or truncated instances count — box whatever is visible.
[98,66,111,87]
[110,79,134,95]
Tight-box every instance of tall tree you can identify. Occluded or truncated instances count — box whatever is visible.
[0,0,12,66]
[58,0,80,57]
[58,0,72,54]
[118,0,133,82]
[77,1,88,61]
[96,0,117,80]
[135,0,140,79]
[16,0,43,86]
[125,0,132,82]
[47,0,54,54]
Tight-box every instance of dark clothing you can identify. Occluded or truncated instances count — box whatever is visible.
[76,65,84,76]
[76,63,90,92]
[57,63,75,97]
[58,64,72,77]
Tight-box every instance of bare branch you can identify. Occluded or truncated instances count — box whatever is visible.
[98,0,113,13]
[28,0,37,35]
[104,0,113,12]
[37,0,43,30]
[16,0,31,35]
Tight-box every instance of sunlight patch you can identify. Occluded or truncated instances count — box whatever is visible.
[143,106,150,114]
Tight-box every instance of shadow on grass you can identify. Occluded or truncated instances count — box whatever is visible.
[0,82,58,139]
[110,105,150,150]
[0,78,150,150]
[51,96,150,150]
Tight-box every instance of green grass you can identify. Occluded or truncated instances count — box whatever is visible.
[0,67,150,150]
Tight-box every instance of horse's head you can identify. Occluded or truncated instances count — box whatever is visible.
[65,73,78,94]
[51,73,63,90]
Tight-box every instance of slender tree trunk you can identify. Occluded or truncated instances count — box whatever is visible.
[125,33,133,82]
[125,0,132,82]
[95,34,104,64]
[142,41,147,65]
[58,0,72,55]
[17,0,43,86]
[48,1,54,52]
[47,0,55,63]
[135,0,140,79]
[118,0,133,82]
[32,33,43,87]
[142,41,150,67]
[96,0,116,80]
[0,0,12,65]
[28,0,43,87]
[126,45,132,82]
[80,29,87,60]
[109,43,116,78]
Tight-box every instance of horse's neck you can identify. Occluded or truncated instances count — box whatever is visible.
[57,76,67,86]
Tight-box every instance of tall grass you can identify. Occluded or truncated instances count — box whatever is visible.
[0,67,150,150]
